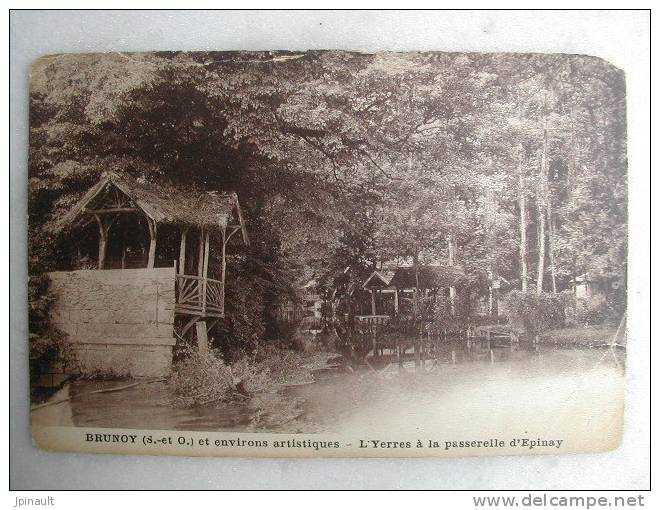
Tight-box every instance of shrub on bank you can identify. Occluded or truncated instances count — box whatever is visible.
[28,273,75,397]
[502,290,566,339]
[564,295,618,326]
[168,346,329,407]
[169,348,267,407]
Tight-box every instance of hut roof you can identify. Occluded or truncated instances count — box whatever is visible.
[575,272,610,283]
[55,172,248,242]
[389,265,466,290]
[362,270,394,289]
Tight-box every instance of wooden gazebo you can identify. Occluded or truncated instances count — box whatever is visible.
[389,264,466,315]
[56,171,248,349]
[362,270,396,316]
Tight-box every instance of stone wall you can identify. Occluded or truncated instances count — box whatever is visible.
[48,267,176,377]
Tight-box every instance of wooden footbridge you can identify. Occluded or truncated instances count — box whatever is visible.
[335,315,519,371]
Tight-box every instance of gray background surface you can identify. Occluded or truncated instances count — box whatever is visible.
[10,10,650,490]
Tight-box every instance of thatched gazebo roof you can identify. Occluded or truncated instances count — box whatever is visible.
[389,265,466,290]
[55,171,248,244]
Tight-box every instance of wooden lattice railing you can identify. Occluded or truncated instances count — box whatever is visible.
[175,274,224,318]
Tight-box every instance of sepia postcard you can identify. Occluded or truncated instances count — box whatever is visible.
[28,50,627,458]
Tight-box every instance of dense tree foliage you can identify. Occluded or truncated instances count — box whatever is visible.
[29,51,627,351]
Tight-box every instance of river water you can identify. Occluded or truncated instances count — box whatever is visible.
[65,339,625,445]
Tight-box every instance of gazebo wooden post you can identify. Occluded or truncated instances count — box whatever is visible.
[201,231,210,314]
[120,229,127,269]
[195,227,211,354]
[195,322,209,355]
[220,226,227,314]
[370,289,377,316]
[94,214,108,269]
[178,227,188,275]
[197,228,205,276]
[394,288,399,315]
[146,217,157,269]
[195,227,205,310]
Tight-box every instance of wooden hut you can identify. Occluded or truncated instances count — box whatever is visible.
[49,172,248,376]
[389,264,466,315]
[573,273,609,302]
[361,270,397,316]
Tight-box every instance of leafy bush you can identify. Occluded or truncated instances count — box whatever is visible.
[169,348,255,407]
[502,290,566,339]
[563,292,620,326]
[209,270,266,362]
[168,346,328,407]
[272,318,301,347]
[252,345,324,386]
[28,274,74,393]
[576,298,616,325]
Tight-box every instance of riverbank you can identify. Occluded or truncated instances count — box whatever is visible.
[55,343,623,440]
[538,325,619,347]
[30,347,338,431]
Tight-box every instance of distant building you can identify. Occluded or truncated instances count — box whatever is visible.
[278,279,324,322]
[389,264,467,316]
[361,270,397,316]
[301,280,324,318]
[573,273,609,302]
[342,264,466,317]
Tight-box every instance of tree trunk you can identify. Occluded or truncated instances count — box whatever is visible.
[536,120,549,295]
[536,200,546,294]
[547,195,557,293]
[485,176,496,314]
[518,148,528,292]
[448,233,456,315]
[488,272,493,316]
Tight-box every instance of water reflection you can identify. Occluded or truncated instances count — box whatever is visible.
[68,340,625,438]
